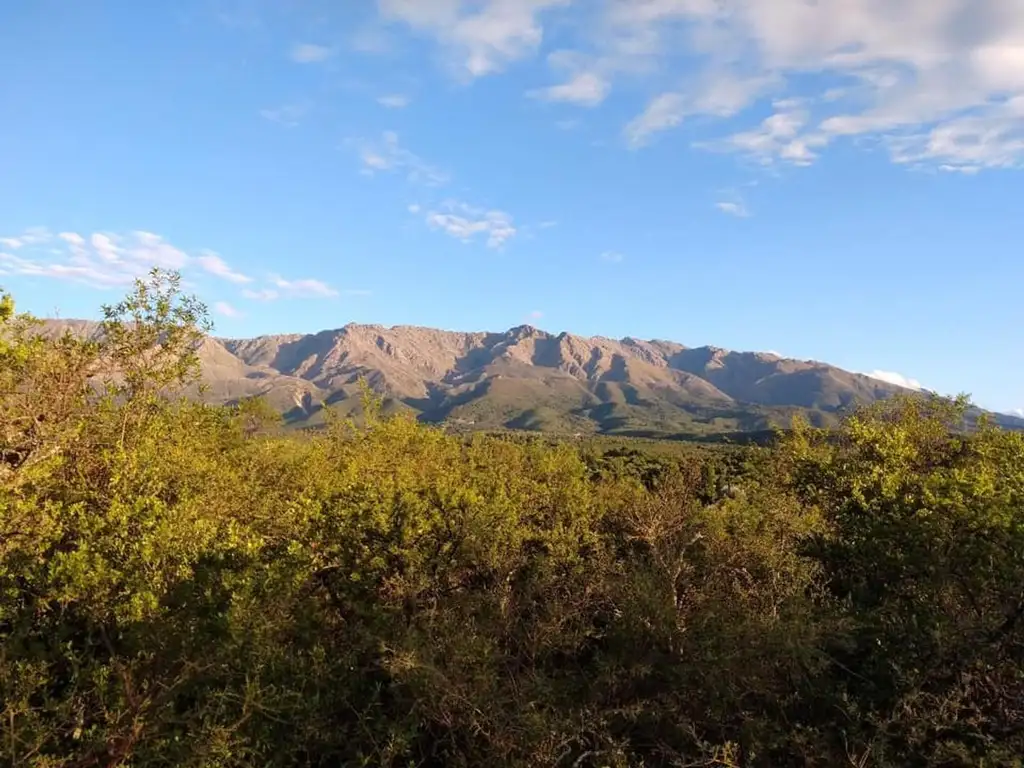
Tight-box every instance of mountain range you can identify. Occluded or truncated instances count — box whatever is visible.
[43,320,1023,438]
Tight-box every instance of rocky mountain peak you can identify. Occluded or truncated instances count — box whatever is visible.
[40,317,1017,436]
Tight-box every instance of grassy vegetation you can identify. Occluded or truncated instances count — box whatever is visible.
[3,272,1024,766]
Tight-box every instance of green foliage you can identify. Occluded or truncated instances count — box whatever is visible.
[782,394,1024,765]
[0,292,14,336]
[2,278,1023,766]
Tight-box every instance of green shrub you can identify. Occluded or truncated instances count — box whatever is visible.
[2,274,1022,766]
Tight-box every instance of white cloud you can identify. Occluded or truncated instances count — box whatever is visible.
[23,226,51,244]
[1012,408,1024,418]
[197,252,252,284]
[407,203,422,214]
[290,43,334,63]
[0,229,259,291]
[528,309,544,320]
[270,275,340,299]
[242,288,280,301]
[568,0,1024,170]
[714,185,754,217]
[377,94,411,108]
[600,250,624,263]
[0,252,135,288]
[625,72,778,148]
[364,0,1020,170]
[423,200,517,248]
[529,52,611,105]
[625,92,687,148]
[864,370,925,391]
[215,301,243,318]
[715,201,749,218]
[314,1,1024,172]
[355,131,449,186]
[0,227,51,250]
[58,232,85,246]
[530,70,610,106]
[90,233,121,262]
[883,97,1024,172]
[712,99,830,165]
[242,278,341,301]
[260,104,306,127]
[377,0,570,79]
[130,231,190,269]
[361,152,391,171]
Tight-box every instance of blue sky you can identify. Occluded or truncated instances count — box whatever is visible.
[1,0,1022,413]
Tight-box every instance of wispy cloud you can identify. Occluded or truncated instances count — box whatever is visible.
[241,288,280,301]
[240,280,338,302]
[715,201,749,218]
[528,309,544,321]
[0,228,258,292]
[600,251,624,263]
[215,301,243,318]
[624,72,777,148]
[289,43,335,63]
[423,200,517,249]
[270,275,339,299]
[864,370,925,391]
[355,130,449,186]
[529,52,610,106]
[239,279,357,302]
[530,71,609,106]
[0,226,52,250]
[377,0,570,79]
[711,99,827,166]
[624,92,687,148]
[609,0,1024,170]
[365,0,1024,172]
[197,252,252,284]
[377,94,410,109]
[715,180,759,213]
[260,104,307,127]
[0,252,134,289]
[129,231,190,269]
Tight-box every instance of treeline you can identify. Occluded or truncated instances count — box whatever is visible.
[2,272,1024,767]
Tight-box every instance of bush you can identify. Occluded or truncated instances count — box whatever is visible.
[2,273,1022,766]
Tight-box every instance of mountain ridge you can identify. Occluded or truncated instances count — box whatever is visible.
[42,319,1024,437]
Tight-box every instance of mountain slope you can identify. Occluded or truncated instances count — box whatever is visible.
[41,320,1023,437]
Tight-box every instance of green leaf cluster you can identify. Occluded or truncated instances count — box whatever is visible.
[2,275,1023,766]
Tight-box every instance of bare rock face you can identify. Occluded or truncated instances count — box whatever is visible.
[204,322,919,432]
[42,318,990,435]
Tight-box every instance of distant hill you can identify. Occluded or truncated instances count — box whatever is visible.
[41,320,1024,438]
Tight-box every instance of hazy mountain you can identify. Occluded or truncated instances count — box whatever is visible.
[41,320,1023,438]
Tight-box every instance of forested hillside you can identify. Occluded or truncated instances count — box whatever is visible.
[4,272,1024,766]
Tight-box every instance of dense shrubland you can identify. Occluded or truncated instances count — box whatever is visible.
[2,272,1023,767]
